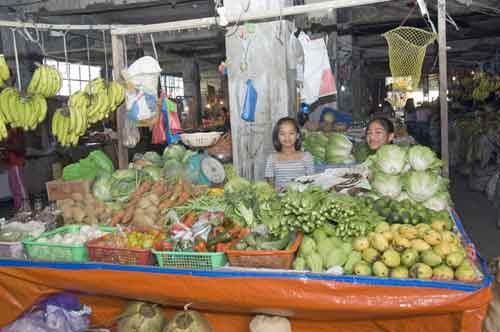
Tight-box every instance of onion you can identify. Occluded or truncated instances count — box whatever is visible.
[164,304,211,332]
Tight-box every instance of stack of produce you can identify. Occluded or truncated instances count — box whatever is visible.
[366,196,452,226]
[0,87,48,131]
[92,228,165,250]
[279,187,382,238]
[62,150,114,181]
[27,64,62,97]
[34,225,108,246]
[231,231,293,251]
[155,211,246,253]
[85,78,124,124]
[110,178,194,228]
[368,144,451,212]
[292,228,352,273]
[52,79,125,146]
[303,131,354,164]
[293,218,479,282]
[57,193,115,225]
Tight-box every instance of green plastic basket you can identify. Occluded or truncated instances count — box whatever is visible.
[23,225,114,262]
[153,250,226,270]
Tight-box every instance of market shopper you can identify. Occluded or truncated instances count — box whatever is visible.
[2,128,28,211]
[265,117,315,190]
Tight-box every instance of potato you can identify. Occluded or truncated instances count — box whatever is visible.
[71,206,86,223]
[71,193,84,202]
[138,199,151,210]
[148,194,160,206]
[87,216,98,225]
[133,214,155,228]
[62,205,73,221]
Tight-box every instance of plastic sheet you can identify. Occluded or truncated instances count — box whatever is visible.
[0,214,492,332]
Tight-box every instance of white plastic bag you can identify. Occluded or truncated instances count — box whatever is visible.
[123,56,161,121]
[298,32,336,104]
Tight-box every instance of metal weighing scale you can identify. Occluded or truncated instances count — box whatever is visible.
[180,132,226,186]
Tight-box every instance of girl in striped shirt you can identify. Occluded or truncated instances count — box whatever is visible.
[265,117,315,190]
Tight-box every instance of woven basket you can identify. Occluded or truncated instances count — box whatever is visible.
[180,132,223,148]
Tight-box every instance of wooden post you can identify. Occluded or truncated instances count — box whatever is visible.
[111,34,129,169]
[438,0,449,177]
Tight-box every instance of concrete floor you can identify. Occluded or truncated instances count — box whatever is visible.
[451,172,500,262]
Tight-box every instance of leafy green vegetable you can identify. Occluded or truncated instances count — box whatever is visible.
[92,175,113,201]
[408,145,442,171]
[305,252,323,273]
[142,166,162,181]
[354,141,374,163]
[372,145,407,175]
[163,144,186,161]
[405,171,447,202]
[298,236,316,257]
[112,169,137,181]
[224,176,251,194]
[326,133,353,157]
[422,191,451,211]
[293,257,306,271]
[88,150,114,173]
[325,249,348,268]
[371,172,403,198]
[143,151,162,166]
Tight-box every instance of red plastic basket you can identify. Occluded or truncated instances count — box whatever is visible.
[225,233,303,269]
[86,235,154,266]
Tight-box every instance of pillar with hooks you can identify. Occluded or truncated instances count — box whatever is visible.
[225,0,295,181]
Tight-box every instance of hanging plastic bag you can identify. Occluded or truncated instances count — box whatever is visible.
[152,112,166,144]
[123,56,161,121]
[166,98,182,135]
[298,32,337,105]
[123,117,141,148]
[241,79,257,122]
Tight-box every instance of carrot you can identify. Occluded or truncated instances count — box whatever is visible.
[121,205,136,224]
[182,213,196,228]
[158,198,174,211]
[174,191,191,206]
[111,211,125,226]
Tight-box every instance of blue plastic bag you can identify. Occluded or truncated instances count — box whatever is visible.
[241,79,257,122]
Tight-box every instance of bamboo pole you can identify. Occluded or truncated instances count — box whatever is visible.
[438,0,449,177]
[111,34,129,169]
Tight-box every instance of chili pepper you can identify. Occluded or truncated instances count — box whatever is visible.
[170,223,185,233]
[208,232,233,246]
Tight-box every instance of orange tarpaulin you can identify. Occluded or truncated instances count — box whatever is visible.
[0,260,492,332]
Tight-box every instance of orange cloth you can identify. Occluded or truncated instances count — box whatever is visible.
[0,262,491,332]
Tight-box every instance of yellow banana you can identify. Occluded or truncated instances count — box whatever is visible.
[0,55,10,82]
[34,94,48,123]
[27,65,41,95]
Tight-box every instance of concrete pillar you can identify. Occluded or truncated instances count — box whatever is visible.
[225,0,295,181]
[182,57,202,128]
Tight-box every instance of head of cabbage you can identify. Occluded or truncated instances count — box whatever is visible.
[422,191,451,211]
[405,170,448,202]
[371,172,403,198]
[163,144,186,162]
[408,145,442,171]
[326,133,353,157]
[373,145,407,175]
[92,175,113,202]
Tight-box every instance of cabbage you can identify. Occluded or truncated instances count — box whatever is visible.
[406,171,447,202]
[163,144,186,161]
[408,145,442,171]
[371,172,403,198]
[373,145,407,175]
[224,176,251,194]
[143,151,162,166]
[92,175,113,202]
[326,154,355,165]
[327,133,353,156]
[142,166,162,181]
[253,181,275,201]
[423,192,451,211]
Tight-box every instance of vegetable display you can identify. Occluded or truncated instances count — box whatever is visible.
[303,130,354,164]
[366,144,451,212]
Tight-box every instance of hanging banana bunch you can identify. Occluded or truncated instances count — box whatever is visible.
[52,108,79,147]
[0,87,48,131]
[27,64,62,97]
[0,55,10,88]
[85,78,125,125]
